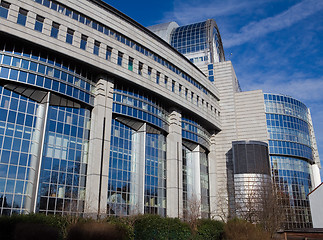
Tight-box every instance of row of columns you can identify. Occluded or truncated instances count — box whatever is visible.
[84,76,218,218]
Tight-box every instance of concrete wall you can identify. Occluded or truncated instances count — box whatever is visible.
[309,183,323,228]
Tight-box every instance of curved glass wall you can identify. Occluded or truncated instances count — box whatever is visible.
[112,84,169,132]
[182,117,211,149]
[37,106,90,214]
[107,119,136,216]
[0,86,40,215]
[107,119,166,216]
[0,40,95,106]
[264,93,313,229]
[0,38,92,215]
[144,133,166,216]
[271,156,312,228]
[171,22,207,56]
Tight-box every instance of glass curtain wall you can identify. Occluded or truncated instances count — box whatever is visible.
[144,133,166,216]
[264,93,313,229]
[37,106,90,215]
[0,86,39,215]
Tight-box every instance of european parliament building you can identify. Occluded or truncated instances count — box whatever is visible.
[0,0,321,229]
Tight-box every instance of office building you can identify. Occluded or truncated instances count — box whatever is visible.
[0,0,321,229]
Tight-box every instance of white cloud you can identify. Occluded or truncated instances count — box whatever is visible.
[160,0,271,25]
[224,0,323,47]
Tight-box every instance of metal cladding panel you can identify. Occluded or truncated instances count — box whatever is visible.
[233,141,270,175]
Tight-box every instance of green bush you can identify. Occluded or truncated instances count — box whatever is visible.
[193,219,224,240]
[106,216,135,240]
[67,222,129,240]
[224,218,270,240]
[0,213,65,240]
[134,214,191,240]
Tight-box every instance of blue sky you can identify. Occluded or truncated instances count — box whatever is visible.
[106,0,323,180]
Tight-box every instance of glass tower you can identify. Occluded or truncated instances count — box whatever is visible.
[264,93,314,228]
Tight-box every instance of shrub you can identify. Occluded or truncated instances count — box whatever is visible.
[0,214,64,240]
[224,218,271,240]
[134,214,191,240]
[67,222,128,240]
[194,219,225,240]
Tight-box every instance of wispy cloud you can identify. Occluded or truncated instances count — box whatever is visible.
[244,74,323,102]
[224,0,323,47]
[160,0,270,25]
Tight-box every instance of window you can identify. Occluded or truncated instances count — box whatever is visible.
[179,84,182,94]
[94,40,100,55]
[148,67,152,80]
[117,51,123,66]
[172,80,175,92]
[34,15,44,32]
[138,62,143,75]
[196,96,199,106]
[17,8,28,26]
[191,92,194,102]
[156,72,160,84]
[164,76,168,88]
[0,1,10,19]
[128,57,133,71]
[66,28,74,44]
[50,22,59,38]
[80,34,87,50]
[106,46,112,61]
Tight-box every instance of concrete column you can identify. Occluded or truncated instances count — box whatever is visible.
[166,109,183,218]
[25,93,50,213]
[130,123,146,214]
[192,145,201,201]
[85,76,114,217]
[208,134,218,218]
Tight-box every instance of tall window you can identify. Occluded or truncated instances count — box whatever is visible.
[172,80,175,92]
[93,40,100,55]
[34,15,44,32]
[80,34,87,50]
[164,76,168,88]
[138,62,143,75]
[117,51,123,66]
[128,57,133,71]
[50,22,59,38]
[179,84,182,95]
[17,8,28,26]
[148,67,152,80]
[66,28,74,44]
[106,46,112,61]
[156,72,160,84]
[0,1,10,19]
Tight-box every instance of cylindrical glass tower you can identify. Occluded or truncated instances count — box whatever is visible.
[264,93,314,229]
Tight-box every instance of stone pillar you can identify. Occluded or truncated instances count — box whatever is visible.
[85,76,114,217]
[166,109,183,218]
[191,145,201,201]
[26,93,50,213]
[208,134,218,218]
[130,123,146,214]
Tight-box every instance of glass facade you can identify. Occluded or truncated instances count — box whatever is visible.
[0,40,94,105]
[182,117,211,149]
[0,86,39,215]
[264,93,313,229]
[107,119,136,216]
[37,106,90,215]
[170,20,225,65]
[112,84,169,132]
[171,22,207,56]
[144,133,166,216]
[0,37,93,215]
